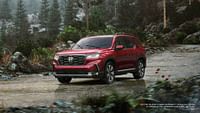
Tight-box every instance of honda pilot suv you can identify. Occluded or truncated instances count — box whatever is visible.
[53,34,146,84]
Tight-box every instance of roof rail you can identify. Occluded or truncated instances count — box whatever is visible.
[115,32,133,36]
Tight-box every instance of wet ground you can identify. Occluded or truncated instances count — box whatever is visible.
[0,45,200,108]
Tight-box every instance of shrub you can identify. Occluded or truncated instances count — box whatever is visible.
[0,47,3,60]
[179,22,198,34]
[15,38,39,57]
[37,37,54,48]
[146,33,168,47]
[80,92,138,113]
[59,26,82,43]
[30,47,55,66]
[175,32,187,43]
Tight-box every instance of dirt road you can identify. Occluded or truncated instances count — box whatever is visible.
[0,45,200,108]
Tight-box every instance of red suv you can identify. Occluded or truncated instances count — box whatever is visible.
[53,34,146,84]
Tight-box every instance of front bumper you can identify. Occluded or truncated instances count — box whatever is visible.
[53,60,102,78]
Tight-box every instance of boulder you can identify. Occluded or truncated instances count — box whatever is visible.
[7,52,31,73]
[183,31,200,44]
[7,52,49,74]
[54,41,68,51]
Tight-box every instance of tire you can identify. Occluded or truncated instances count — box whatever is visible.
[57,77,72,84]
[133,60,145,79]
[103,61,115,84]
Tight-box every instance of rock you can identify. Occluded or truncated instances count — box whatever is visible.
[0,73,12,80]
[183,31,200,44]
[30,63,50,73]
[176,6,187,14]
[54,41,68,51]
[7,52,49,74]
[53,99,73,108]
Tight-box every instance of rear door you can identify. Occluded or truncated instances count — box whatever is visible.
[125,36,138,68]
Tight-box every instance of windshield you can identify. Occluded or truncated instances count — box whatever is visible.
[72,37,113,49]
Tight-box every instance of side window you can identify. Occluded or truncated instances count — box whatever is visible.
[124,37,134,48]
[115,37,134,48]
[115,37,126,47]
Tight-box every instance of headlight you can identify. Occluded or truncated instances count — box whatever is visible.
[86,53,100,59]
[54,55,59,60]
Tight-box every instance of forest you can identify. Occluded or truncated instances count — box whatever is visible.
[0,0,200,61]
[0,0,200,113]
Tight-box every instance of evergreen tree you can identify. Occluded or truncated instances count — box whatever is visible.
[39,0,49,29]
[117,0,136,28]
[89,4,106,30]
[48,0,61,38]
[0,21,6,43]
[64,0,76,26]
[15,0,29,39]
[0,0,11,20]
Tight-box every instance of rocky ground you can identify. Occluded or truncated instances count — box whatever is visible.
[0,45,200,113]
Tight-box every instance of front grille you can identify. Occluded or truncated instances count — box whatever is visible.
[58,55,86,66]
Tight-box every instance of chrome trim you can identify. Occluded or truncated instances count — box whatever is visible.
[117,68,136,72]
[55,74,93,77]
[95,64,100,72]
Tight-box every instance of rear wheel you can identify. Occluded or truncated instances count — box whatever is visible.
[103,62,115,84]
[133,60,145,79]
[56,77,72,84]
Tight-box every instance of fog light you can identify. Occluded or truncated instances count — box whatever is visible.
[88,72,92,76]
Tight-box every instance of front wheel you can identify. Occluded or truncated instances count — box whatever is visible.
[56,77,72,84]
[133,60,145,79]
[103,62,115,84]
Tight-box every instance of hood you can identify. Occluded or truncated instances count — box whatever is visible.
[56,49,108,55]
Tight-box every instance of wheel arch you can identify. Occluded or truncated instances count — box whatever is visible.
[138,57,146,67]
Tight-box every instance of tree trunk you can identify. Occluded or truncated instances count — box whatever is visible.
[189,0,192,5]
[163,0,167,29]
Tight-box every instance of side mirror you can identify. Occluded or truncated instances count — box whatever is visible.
[115,45,124,50]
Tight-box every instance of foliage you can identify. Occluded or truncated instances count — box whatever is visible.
[59,25,117,44]
[146,33,168,47]
[80,92,139,113]
[175,32,187,44]
[48,0,61,39]
[15,38,38,57]
[59,26,82,43]
[135,0,161,27]
[0,46,3,60]
[179,22,199,35]
[39,0,49,29]
[30,47,55,66]
[117,0,137,28]
[89,5,106,30]
[15,0,29,39]
[0,0,11,20]
[36,35,54,48]
[64,0,77,26]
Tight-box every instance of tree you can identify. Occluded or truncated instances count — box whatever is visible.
[0,0,12,20]
[48,0,61,38]
[64,0,77,26]
[0,21,6,44]
[89,5,106,30]
[189,0,193,5]
[135,0,161,28]
[117,0,136,28]
[39,0,49,29]
[15,0,29,39]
